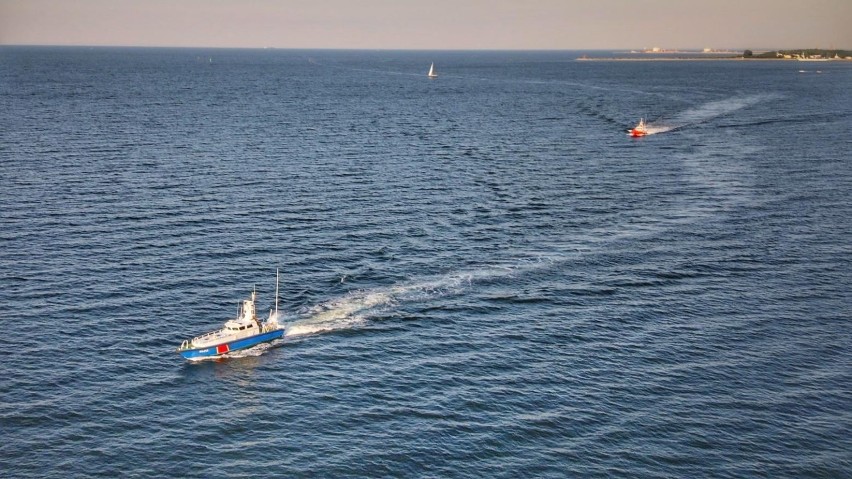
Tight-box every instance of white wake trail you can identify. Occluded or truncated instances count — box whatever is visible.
[638,93,779,136]
[281,255,563,338]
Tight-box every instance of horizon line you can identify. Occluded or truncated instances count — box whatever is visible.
[2,43,829,52]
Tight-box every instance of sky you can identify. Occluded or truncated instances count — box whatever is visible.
[1,0,850,50]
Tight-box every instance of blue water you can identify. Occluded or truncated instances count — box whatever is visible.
[1,47,851,478]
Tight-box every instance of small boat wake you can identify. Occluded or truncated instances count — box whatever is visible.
[670,94,777,125]
[643,124,673,135]
[280,255,562,340]
[284,291,392,337]
[628,93,778,137]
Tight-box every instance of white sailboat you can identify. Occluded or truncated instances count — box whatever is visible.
[427,62,438,78]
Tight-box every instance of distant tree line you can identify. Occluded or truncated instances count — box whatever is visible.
[749,49,852,58]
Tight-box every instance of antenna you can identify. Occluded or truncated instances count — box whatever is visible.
[275,268,279,316]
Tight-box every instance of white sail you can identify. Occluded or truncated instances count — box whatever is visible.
[428,62,437,78]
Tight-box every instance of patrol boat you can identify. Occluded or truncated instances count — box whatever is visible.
[177,270,284,360]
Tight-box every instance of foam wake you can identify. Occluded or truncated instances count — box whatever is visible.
[282,255,562,338]
[637,94,778,135]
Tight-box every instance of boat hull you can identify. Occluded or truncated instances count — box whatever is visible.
[178,329,285,360]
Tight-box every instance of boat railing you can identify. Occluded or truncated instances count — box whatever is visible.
[191,329,225,342]
[179,328,226,350]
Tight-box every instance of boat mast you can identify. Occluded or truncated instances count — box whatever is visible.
[275,268,279,316]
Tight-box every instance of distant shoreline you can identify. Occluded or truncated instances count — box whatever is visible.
[577,49,852,62]
[576,57,852,62]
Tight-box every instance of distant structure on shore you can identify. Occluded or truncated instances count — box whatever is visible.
[578,48,852,61]
[758,49,852,60]
[629,47,738,54]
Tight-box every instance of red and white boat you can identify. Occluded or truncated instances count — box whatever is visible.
[629,118,647,137]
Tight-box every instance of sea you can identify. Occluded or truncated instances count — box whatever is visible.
[1,47,850,478]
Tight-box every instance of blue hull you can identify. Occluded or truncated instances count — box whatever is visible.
[179,329,285,360]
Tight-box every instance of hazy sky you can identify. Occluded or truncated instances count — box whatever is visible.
[1,0,850,50]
